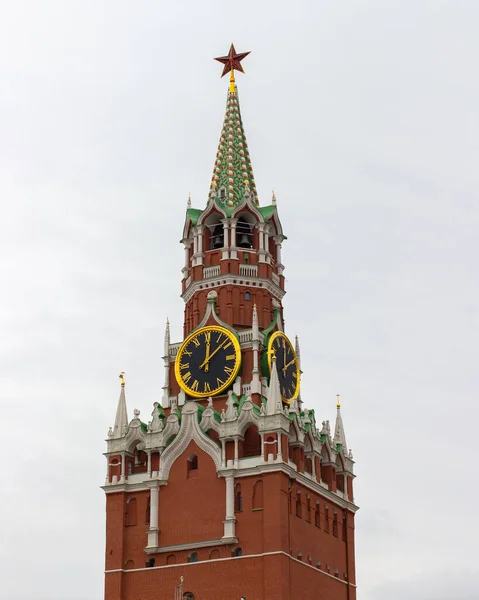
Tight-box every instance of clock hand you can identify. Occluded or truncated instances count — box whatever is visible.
[282,358,296,374]
[204,341,211,372]
[199,339,227,369]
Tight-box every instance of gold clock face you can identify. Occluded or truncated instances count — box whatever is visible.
[267,331,300,404]
[175,326,241,398]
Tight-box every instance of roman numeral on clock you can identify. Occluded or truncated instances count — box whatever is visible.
[191,380,199,392]
[224,366,233,376]
[192,337,201,348]
[226,354,235,361]
[182,372,192,383]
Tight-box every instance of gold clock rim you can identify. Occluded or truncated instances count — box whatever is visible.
[267,331,300,404]
[174,325,241,399]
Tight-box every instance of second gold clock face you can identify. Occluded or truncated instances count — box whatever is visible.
[267,331,300,403]
[175,326,241,398]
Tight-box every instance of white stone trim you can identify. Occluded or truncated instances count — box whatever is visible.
[159,402,221,479]
[105,550,357,588]
[182,273,284,304]
[144,536,238,555]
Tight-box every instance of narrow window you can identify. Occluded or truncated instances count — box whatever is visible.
[145,498,150,525]
[306,495,311,522]
[324,505,329,532]
[333,512,339,537]
[252,480,263,510]
[146,558,155,568]
[233,547,243,557]
[296,489,302,518]
[188,552,198,563]
[244,291,251,301]
[342,513,347,541]
[315,502,320,528]
[235,484,242,512]
[125,497,137,527]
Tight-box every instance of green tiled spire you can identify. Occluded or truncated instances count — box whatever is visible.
[208,86,259,215]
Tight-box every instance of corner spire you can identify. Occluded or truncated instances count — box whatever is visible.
[113,373,128,438]
[209,45,258,214]
[333,395,348,452]
[266,353,282,415]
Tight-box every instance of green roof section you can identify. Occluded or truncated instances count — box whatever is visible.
[258,205,276,221]
[186,208,203,226]
[208,86,259,215]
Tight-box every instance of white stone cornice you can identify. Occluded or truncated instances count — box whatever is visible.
[144,536,238,555]
[182,273,285,304]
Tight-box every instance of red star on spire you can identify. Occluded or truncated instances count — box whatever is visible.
[214,44,251,78]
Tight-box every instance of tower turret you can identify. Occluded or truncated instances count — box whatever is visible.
[103,47,358,600]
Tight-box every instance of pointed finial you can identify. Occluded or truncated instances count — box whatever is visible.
[119,372,125,386]
[272,189,276,205]
[187,193,191,209]
[336,394,341,408]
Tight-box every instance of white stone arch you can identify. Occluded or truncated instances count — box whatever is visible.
[159,402,221,480]
[235,399,261,437]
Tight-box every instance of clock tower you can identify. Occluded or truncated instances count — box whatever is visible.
[103,46,358,600]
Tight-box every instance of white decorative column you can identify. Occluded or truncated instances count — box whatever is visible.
[277,433,283,462]
[221,219,230,260]
[120,453,126,483]
[234,438,239,467]
[274,235,284,275]
[147,450,152,478]
[258,223,267,263]
[223,470,236,539]
[221,440,226,468]
[146,484,160,548]
[230,218,238,259]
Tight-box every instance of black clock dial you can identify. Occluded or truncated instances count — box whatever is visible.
[175,326,241,398]
[268,332,300,403]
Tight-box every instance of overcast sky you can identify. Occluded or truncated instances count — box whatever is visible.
[1,1,478,599]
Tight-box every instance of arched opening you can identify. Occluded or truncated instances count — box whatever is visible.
[333,512,339,537]
[187,454,198,478]
[232,547,243,557]
[242,425,261,458]
[209,549,219,560]
[211,223,224,249]
[166,554,176,565]
[234,483,242,512]
[183,593,195,600]
[188,552,198,563]
[125,560,135,570]
[237,217,253,249]
[252,480,263,510]
[306,495,311,522]
[125,497,137,527]
[146,557,155,568]
[324,505,330,532]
